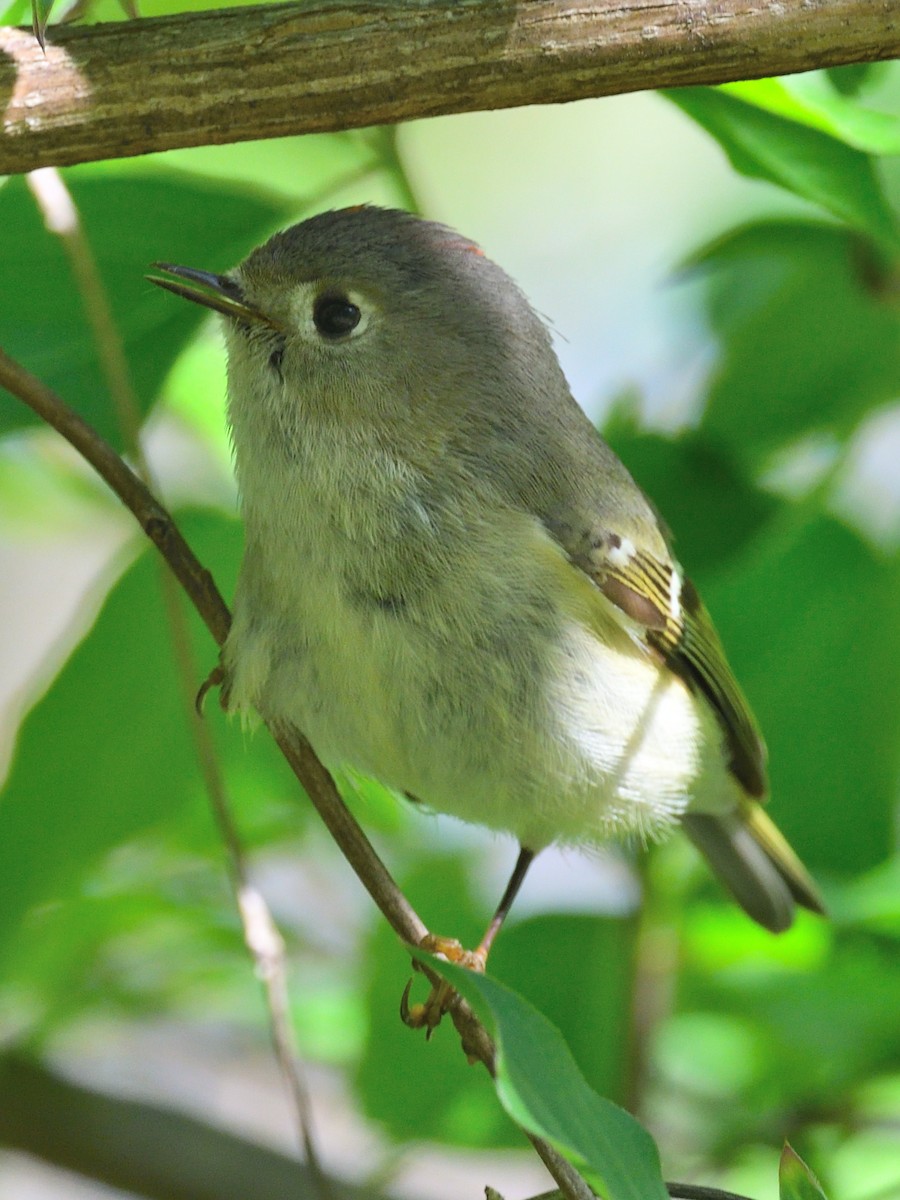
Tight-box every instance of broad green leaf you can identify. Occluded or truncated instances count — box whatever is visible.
[663,89,900,253]
[721,77,900,156]
[423,959,668,1200]
[835,859,900,935]
[491,914,637,1105]
[678,939,900,1144]
[88,0,285,17]
[779,1144,829,1200]
[0,510,300,970]
[603,422,779,574]
[688,220,900,464]
[705,514,900,874]
[0,171,286,447]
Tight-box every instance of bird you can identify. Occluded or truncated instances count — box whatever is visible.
[150,206,825,1019]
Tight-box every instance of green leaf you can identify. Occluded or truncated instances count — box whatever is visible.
[689,220,900,465]
[0,170,285,448]
[30,0,52,46]
[720,76,900,156]
[0,0,30,24]
[603,424,779,574]
[826,62,891,98]
[680,937,900,1141]
[779,1144,829,1200]
[836,858,900,935]
[422,959,668,1200]
[0,510,299,972]
[705,514,900,874]
[663,88,900,254]
[492,914,637,1105]
[154,130,381,203]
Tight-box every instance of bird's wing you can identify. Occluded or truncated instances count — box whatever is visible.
[571,529,767,798]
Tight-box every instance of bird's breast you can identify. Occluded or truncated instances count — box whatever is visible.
[223,430,736,846]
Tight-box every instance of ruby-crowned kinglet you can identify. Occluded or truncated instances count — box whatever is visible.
[151,206,824,943]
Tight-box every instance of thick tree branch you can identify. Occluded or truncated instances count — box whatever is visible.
[0,1052,372,1200]
[1,0,898,175]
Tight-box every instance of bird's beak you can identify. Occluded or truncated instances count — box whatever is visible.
[147,263,282,330]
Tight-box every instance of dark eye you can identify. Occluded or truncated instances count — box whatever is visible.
[313,294,361,340]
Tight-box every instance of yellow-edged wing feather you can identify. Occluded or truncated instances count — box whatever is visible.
[586,539,767,798]
[576,531,825,925]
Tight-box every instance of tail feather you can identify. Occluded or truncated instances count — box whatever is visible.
[684,806,826,934]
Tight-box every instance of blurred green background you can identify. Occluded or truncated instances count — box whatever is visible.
[0,13,898,1198]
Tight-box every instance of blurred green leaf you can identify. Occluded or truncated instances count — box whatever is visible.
[780,1144,828,1200]
[705,514,900,874]
[688,220,900,465]
[687,936,900,1112]
[664,89,900,253]
[682,905,830,975]
[0,0,30,24]
[720,77,900,155]
[834,858,900,935]
[83,0,285,19]
[826,62,892,98]
[0,509,300,971]
[491,914,637,1105]
[426,959,668,1200]
[604,423,779,573]
[153,130,382,204]
[0,171,285,448]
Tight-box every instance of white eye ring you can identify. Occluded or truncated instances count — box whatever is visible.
[289,283,372,343]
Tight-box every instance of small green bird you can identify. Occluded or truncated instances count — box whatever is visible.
[151,206,825,972]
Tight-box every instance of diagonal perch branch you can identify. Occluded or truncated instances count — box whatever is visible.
[1,0,899,175]
[0,347,427,947]
[0,346,597,1200]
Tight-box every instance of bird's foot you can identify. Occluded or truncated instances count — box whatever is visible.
[400,934,487,1038]
[195,663,231,715]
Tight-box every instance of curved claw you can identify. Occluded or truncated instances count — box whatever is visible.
[195,664,225,716]
[399,978,415,1025]
[400,977,435,1032]
[401,933,492,1038]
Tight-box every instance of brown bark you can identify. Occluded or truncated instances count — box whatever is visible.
[1,0,898,175]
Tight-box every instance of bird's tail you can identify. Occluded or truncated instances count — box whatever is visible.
[683,804,826,933]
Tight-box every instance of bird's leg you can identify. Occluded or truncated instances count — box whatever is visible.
[401,847,536,1036]
[474,845,536,964]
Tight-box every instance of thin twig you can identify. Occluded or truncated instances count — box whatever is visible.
[26,167,148,471]
[524,1144,596,1200]
[489,1187,758,1200]
[24,170,329,1195]
[0,348,597,1200]
[667,1186,754,1200]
